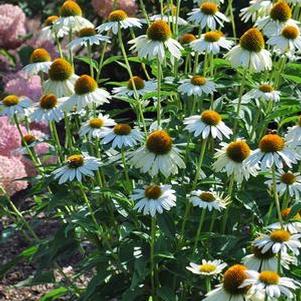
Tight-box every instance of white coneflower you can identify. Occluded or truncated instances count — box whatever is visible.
[43,58,79,98]
[40,15,67,40]
[285,115,301,145]
[255,1,298,37]
[240,0,273,23]
[22,48,52,75]
[52,154,100,184]
[240,270,300,299]
[190,31,233,54]
[188,2,229,30]
[101,123,143,149]
[129,20,183,62]
[184,110,232,140]
[131,184,176,216]
[178,75,216,97]
[186,259,227,276]
[246,134,299,170]
[225,28,272,73]
[213,139,258,183]
[268,208,301,234]
[179,33,197,46]
[112,76,157,97]
[204,265,251,301]
[242,246,295,272]
[30,94,64,123]
[79,114,115,139]
[17,132,49,156]
[0,95,31,118]
[268,24,301,54]
[62,75,111,112]
[53,1,93,34]
[245,83,281,102]
[265,170,301,198]
[68,27,110,49]
[130,130,185,177]
[189,190,229,211]
[253,228,301,255]
[97,9,142,35]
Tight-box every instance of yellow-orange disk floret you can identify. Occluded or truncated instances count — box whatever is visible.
[240,28,265,52]
[145,185,162,199]
[146,130,173,155]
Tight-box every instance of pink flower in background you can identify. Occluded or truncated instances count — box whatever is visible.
[0,155,28,196]
[91,0,138,19]
[0,4,26,49]
[30,121,50,135]
[5,71,42,101]
[0,117,26,157]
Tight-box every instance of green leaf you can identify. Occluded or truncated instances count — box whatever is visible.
[282,74,301,84]
[76,56,98,70]
[40,287,69,301]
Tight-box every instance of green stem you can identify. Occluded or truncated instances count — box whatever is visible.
[78,183,100,232]
[0,186,39,241]
[272,166,284,228]
[221,177,235,233]
[157,56,162,128]
[96,41,108,83]
[205,277,211,293]
[87,41,94,78]
[50,121,63,163]
[121,148,131,192]
[233,69,248,135]
[55,33,63,58]
[150,217,157,301]
[209,210,216,232]
[192,208,206,254]
[117,26,147,133]
[277,251,282,275]
[180,138,208,243]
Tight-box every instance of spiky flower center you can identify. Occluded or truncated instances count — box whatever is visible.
[282,25,299,39]
[191,75,207,86]
[48,58,73,81]
[145,185,162,199]
[270,229,291,242]
[39,94,57,109]
[44,15,59,26]
[204,31,223,42]
[259,271,280,285]
[281,172,296,185]
[253,246,275,259]
[89,118,104,128]
[30,48,51,63]
[108,10,128,22]
[180,33,196,44]
[127,76,145,90]
[259,84,273,93]
[281,208,292,220]
[78,27,96,37]
[201,110,221,126]
[67,154,84,168]
[270,1,291,22]
[2,95,19,106]
[223,265,249,295]
[74,75,97,95]
[240,28,265,52]
[146,130,173,155]
[199,264,216,273]
[200,192,215,202]
[259,134,285,153]
[60,1,82,17]
[22,134,36,146]
[147,20,172,42]
[113,124,132,135]
[226,141,251,163]
[200,2,218,15]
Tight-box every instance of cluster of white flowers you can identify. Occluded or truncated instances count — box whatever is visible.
[2,0,301,300]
